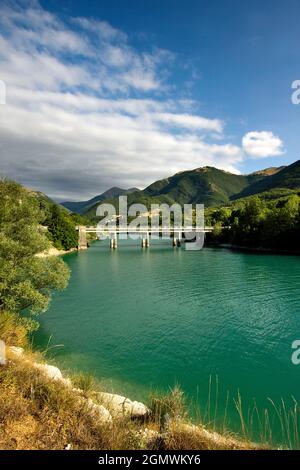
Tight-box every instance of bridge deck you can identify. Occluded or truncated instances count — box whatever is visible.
[81,227,213,233]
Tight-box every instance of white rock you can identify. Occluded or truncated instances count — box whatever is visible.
[10,351,146,423]
[86,398,112,424]
[33,362,72,387]
[99,392,149,418]
[61,377,72,387]
[32,362,112,424]
[9,346,24,357]
[35,363,63,381]
[129,400,149,417]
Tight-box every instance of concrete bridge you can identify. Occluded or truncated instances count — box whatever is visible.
[76,226,214,250]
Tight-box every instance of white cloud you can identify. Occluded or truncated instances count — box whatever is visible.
[1,2,90,54]
[0,1,281,200]
[74,17,127,42]
[242,131,284,158]
[154,113,223,132]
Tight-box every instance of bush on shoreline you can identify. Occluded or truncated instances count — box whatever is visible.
[206,193,300,251]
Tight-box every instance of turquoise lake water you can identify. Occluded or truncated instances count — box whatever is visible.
[34,239,300,445]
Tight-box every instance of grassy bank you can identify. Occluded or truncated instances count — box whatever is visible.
[0,310,292,451]
[0,347,263,450]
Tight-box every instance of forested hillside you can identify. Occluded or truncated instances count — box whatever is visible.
[81,161,300,221]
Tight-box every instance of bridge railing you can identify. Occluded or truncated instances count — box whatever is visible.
[77,226,215,233]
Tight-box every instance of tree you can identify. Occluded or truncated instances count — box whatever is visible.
[229,197,266,246]
[0,180,70,319]
[211,207,231,226]
[45,204,78,250]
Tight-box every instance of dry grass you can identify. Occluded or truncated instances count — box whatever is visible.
[0,311,28,347]
[148,386,265,450]
[0,356,142,450]
[0,353,265,450]
[149,386,187,428]
[164,421,263,450]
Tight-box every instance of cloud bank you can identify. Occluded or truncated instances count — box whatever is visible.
[242,131,284,158]
[0,0,284,200]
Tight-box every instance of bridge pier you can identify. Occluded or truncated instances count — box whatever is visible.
[141,233,150,248]
[110,233,117,249]
[173,231,182,247]
[78,226,88,250]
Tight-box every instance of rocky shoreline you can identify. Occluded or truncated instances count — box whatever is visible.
[2,346,263,450]
[36,247,78,258]
[8,346,149,423]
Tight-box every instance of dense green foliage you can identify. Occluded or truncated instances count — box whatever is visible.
[207,193,300,251]
[35,192,91,250]
[44,203,78,251]
[143,167,254,205]
[235,160,300,199]
[0,180,70,335]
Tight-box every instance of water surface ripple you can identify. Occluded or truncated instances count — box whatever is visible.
[34,240,300,439]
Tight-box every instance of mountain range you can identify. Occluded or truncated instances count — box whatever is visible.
[60,160,300,218]
[62,187,139,214]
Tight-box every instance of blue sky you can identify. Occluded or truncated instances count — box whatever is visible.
[0,0,299,199]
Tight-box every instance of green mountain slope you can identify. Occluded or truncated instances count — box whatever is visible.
[83,166,268,219]
[75,160,300,221]
[235,161,300,199]
[143,167,256,206]
[61,187,139,214]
